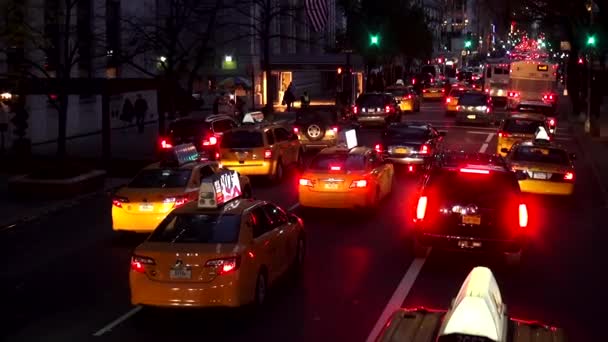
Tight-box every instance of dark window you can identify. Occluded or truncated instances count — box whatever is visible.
[421,65,436,77]
[199,165,215,181]
[356,94,386,107]
[427,170,519,207]
[265,131,275,145]
[274,128,290,142]
[502,119,544,134]
[368,151,383,168]
[458,94,488,106]
[449,89,464,97]
[220,131,264,148]
[512,146,569,165]
[249,206,272,238]
[263,203,288,228]
[106,0,121,66]
[129,169,192,188]
[149,213,241,243]
[212,119,235,133]
[169,121,209,137]
[309,154,366,171]
[385,126,429,140]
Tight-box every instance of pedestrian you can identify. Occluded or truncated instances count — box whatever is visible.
[300,91,310,108]
[283,83,295,111]
[120,97,134,125]
[134,94,148,133]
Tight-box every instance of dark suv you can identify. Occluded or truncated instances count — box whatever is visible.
[293,106,356,152]
[353,93,402,126]
[158,115,238,161]
[412,152,527,265]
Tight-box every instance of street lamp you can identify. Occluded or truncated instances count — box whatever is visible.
[370,34,379,46]
[225,55,233,63]
[159,56,167,63]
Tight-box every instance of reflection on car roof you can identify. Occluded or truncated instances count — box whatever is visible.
[319,146,370,155]
[173,198,263,216]
[438,151,507,170]
[389,122,431,130]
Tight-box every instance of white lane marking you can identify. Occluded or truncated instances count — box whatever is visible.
[467,130,495,135]
[366,257,427,342]
[93,306,142,336]
[479,143,489,153]
[287,202,300,211]
[485,133,495,143]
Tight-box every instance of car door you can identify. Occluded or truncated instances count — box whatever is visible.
[273,127,295,164]
[248,205,282,282]
[261,203,292,275]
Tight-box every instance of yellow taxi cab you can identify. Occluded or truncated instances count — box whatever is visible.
[112,144,252,234]
[497,113,553,157]
[130,170,305,308]
[386,85,421,112]
[503,128,576,195]
[298,129,394,209]
[219,123,302,182]
[444,86,469,115]
[422,82,446,100]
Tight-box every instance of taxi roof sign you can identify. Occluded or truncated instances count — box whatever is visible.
[535,126,550,141]
[439,266,507,341]
[242,111,265,124]
[173,143,199,165]
[344,129,357,149]
[198,170,242,209]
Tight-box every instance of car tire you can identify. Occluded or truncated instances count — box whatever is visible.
[504,250,522,266]
[304,122,326,141]
[254,270,268,306]
[413,238,430,258]
[272,160,284,183]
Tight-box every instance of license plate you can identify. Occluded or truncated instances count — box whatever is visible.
[467,114,476,119]
[395,148,408,154]
[458,240,482,249]
[462,215,481,225]
[368,108,375,113]
[324,183,338,189]
[139,204,154,212]
[532,172,548,180]
[170,268,192,280]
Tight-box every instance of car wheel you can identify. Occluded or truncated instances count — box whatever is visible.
[413,238,430,258]
[272,160,284,183]
[504,250,522,266]
[254,271,268,306]
[304,123,325,141]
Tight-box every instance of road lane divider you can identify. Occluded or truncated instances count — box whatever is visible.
[93,306,142,337]
[485,133,495,143]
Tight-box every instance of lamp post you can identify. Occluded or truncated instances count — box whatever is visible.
[585,0,595,134]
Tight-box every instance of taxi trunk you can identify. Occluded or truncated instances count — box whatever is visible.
[497,132,534,155]
[299,170,372,209]
[220,146,273,176]
[511,162,574,195]
[130,242,248,307]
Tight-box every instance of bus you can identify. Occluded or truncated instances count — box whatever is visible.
[483,59,510,103]
[507,60,558,114]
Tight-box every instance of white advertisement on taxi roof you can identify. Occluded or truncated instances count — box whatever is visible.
[213,171,241,205]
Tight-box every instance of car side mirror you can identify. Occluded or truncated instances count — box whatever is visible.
[570,153,576,160]
[500,148,509,154]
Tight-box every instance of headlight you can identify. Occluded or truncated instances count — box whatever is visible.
[476,106,487,112]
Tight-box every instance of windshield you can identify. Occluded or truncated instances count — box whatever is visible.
[387,89,408,97]
[458,94,488,106]
[309,154,366,171]
[385,127,428,141]
[503,119,544,134]
[429,170,518,207]
[449,89,464,97]
[169,121,208,137]
[220,131,264,148]
[512,146,569,165]
[356,94,386,107]
[129,169,191,188]
[149,213,241,243]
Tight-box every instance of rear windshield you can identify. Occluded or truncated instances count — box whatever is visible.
[503,119,544,134]
[385,127,428,140]
[356,94,387,107]
[512,146,569,165]
[149,213,241,243]
[449,89,464,97]
[309,154,366,171]
[129,169,191,188]
[458,94,488,106]
[296,109,337,124]
[387,89,408,97]
[169,121,208,137]
[428,170,518,206]
[421,66,436,76]
[439,335,494,342]
[220,130,264,148]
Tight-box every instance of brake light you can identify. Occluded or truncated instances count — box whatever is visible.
[446,97,452,103]
[423,89,428,93]
[330,165,342,171]
[202,136,217,146]
[518,203,528,228]
[385,105,394,113]
[498,131,511,138]
[164,195,190,208]
[508,91,520,98]
[548,118,556,126]
[419,144,429,154]
[564,172,574,180]
[408,165,414,172]
[293,127,299,133]
[441,88,445,93]
[112,196,129,208]
[264,149,272,159]
[205,257,241,275]
[416,196,428,220]
[160,139,173,149]
[353,106,358,114]
[543,93,555,101]
[131,255,155,273]
[375,144,383,153]
[299,178,313,186]
[485,88,490,93]
[459,168,490,174]
[350,179,367,188]
[407,94,412,99]
[331,126,338,133]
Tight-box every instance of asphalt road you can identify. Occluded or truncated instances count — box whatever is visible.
[2,101,605,341]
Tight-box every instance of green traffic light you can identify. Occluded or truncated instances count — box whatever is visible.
[587,35,596,46]
[464,40,472,48]
[370,35,379,46]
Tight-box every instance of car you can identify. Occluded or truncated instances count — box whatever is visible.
[158,115,239,161]
[444,86,469,116]
[353,92,402,126]
[503,129,576,196]
[219,123,302,182]
[292,105,356,152]
[112,144,252,234]
[422,81,446,100]
[377,266,565,342]
[386,85,421,112]
[412,151,528,264]
[375,122,445,173]
[454,92,495,125]
[411,72,434,93]
[496,113,554,156]
[130,170,305,308]
[298,145,394,210]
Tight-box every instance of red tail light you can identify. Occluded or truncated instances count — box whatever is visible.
[202,136,217,146]
[131,255,155,273]
[112,196,129,208]
[375,144,383,153]
[353,106,358,114]
[160,139,173,149]
[164,195,190,208]
[412,78,416,85]
[299,178,313,186]
[350,179,367,188]
[385,105,392,113]
[564,172,574,181]
[264,149,272,159]
[423,89,428,93]
[293,127,299,133]
[460,168,490,174]
[330,165,342,171]
[441,88,445,93]
[416,196,428,220]
[518,204,528,228]
[543,93,555,101]
[419,144,429,154]
[408,165,414,172]
[548,118,556,126]
[508,91,520,98]
[205,257,241,275]
[446,97,452,103]
[331,126,338,133]
[498,131,511,138]
[407,94,412,99]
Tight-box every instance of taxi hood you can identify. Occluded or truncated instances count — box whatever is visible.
[438,266,507,342]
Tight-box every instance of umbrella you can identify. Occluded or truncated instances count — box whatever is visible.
[218,76,252,89]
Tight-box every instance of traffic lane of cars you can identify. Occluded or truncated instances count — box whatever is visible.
[399,136,604,341]
[2,176,300,342]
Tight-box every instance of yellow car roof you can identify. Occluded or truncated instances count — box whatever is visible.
[173,198,263,216]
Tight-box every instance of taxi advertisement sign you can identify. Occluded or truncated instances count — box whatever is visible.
[198,170,242,208]
[174,143,199,165]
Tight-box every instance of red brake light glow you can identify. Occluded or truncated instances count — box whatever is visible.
[518,204,528,228]
[419,144,429,154]
[446,97,452,103]
[299,178,313,186]
[564,172,574,180]
[203,136,218,146]
[205,257,241,275]
[293,127,299,133]
[408,165,414,172]
[264,149,272,159]
[375,144,383,153]
[441,88,445,93]
[160,139,172,149]
[331,126,338,133]
[112,196,128,208]
[459,168,490,174]
[407,94,412,99]
[131,255,155,273]
[330,165,342,171]
[548,118,555,126]
[353,106,358,114]
[416,196,428,220]
[498,131,511,138]
[350,179,367,188]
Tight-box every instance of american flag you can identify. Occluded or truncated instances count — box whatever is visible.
[306,0,328,32]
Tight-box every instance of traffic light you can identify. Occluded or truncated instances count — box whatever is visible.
[370,34,379,46]
[464,40,472,48]
[586,34,596,47]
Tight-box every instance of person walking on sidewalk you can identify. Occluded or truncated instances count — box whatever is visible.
[282,83,295,112]
[134,94,148,133]
[300,91,310,109]
[120,98,134,126]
